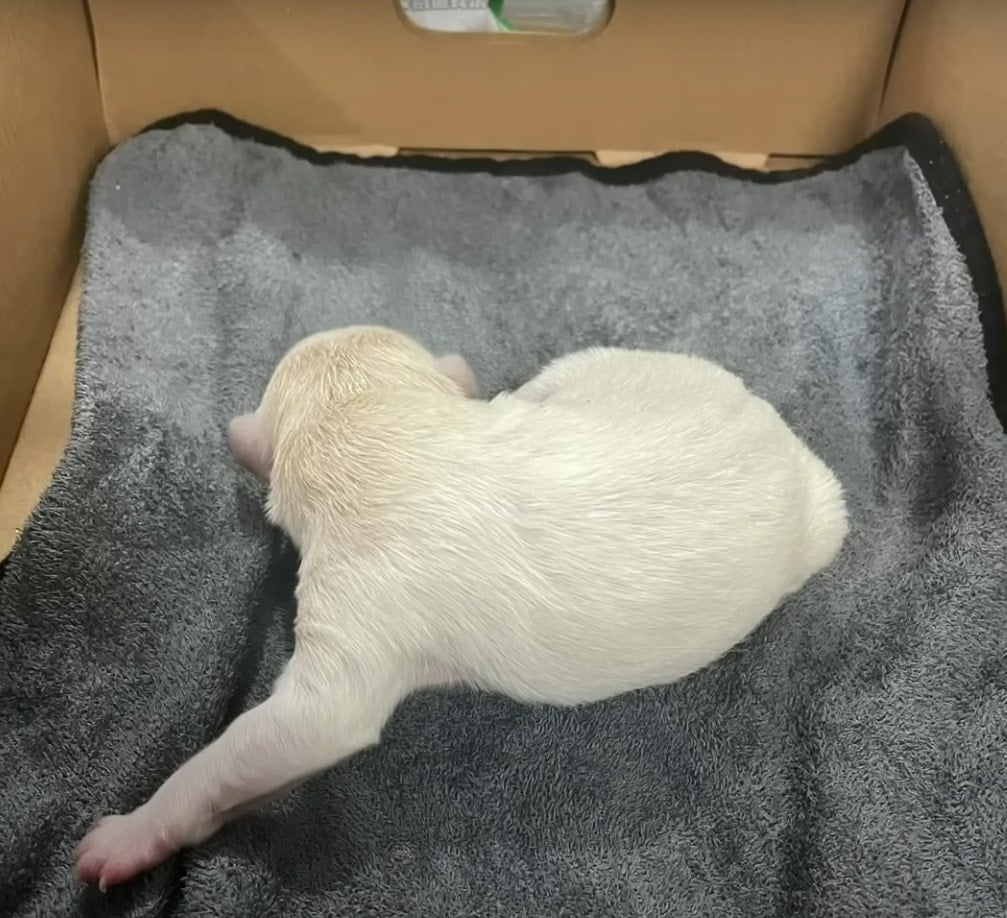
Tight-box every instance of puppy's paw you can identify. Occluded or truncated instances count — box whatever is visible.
[74,812,175,891]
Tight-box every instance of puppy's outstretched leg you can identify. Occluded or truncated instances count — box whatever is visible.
[75,646,406,891]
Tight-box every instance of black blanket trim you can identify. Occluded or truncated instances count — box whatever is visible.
[1,111,1003,579]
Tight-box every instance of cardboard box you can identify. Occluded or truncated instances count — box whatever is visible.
[0,0,1004,554]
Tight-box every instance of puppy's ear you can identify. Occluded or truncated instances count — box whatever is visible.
[227,413,272,480]
[434,353,479,398]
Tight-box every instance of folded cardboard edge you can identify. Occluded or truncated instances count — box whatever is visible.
[294,144,775,171]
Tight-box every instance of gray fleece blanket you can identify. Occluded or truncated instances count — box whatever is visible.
[2,113,1006,918]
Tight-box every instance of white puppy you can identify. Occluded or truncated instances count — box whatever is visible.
[76,325,847,890]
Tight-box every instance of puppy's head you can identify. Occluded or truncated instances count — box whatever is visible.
[227,325,478,482]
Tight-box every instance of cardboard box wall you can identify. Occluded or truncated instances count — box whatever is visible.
[1,0,1005,554]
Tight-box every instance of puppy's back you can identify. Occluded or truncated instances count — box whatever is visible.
[292,342,848,706]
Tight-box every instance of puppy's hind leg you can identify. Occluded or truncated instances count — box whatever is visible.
[74,648,408,891]
[509,350,599,404]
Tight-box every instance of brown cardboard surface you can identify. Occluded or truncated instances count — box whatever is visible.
[0,0,106,482]
[89,0,904,156]
[0,269,78,557]
[882,0,1007,293]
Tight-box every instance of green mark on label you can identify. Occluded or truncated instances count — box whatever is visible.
[488,0,514,31]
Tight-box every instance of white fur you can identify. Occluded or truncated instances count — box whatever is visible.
[76,325,847,890]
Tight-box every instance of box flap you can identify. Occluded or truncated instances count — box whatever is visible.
[89,0,905,157]
[882,0,1007,291]
[0,0,107,481]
